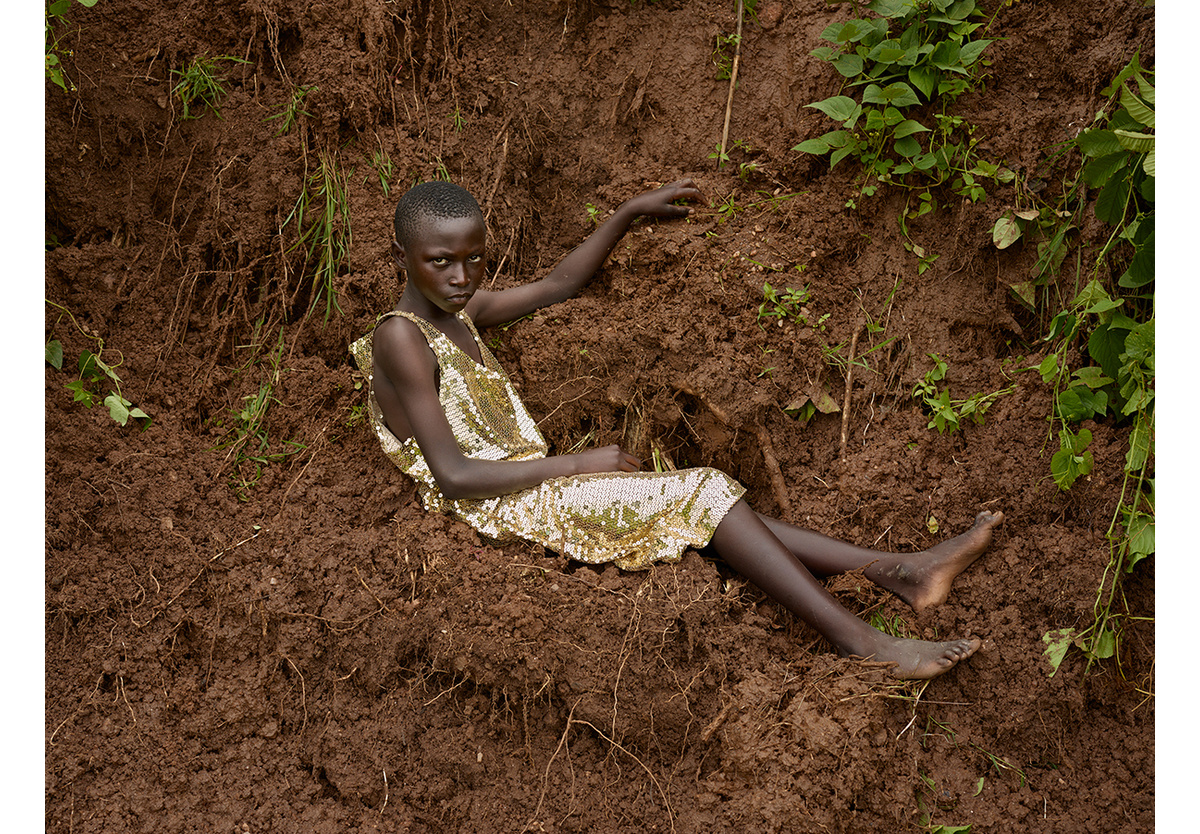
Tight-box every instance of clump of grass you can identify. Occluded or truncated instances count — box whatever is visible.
[367,145,394,197]
[286,149,353,322]
[172,55,249,120]
[265,84,316,135]
[213,329,305,499]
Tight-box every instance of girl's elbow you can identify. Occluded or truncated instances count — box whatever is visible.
[432,465,482,501]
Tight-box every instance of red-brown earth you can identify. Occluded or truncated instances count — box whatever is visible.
[44,1,1155,831]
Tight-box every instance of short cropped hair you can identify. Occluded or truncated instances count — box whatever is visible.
[393,181,483,248]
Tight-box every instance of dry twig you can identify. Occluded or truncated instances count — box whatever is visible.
[718,0,745,164]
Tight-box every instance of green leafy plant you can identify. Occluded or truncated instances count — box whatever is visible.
[286,149,353,322]
[1018,55,1154,673]
[450,108,467,133]
[585,202,603,225]
[265,84,316,136]
[756,282,828,330]
[793,0,1000,204]
[712,31,741,80]
[46,0,99,92]
[172,55,248,120]
[911,353,1013,434]
[46,301,151,429]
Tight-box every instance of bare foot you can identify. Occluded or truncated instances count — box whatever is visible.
[870,510,1003,612]
[848,635,983,681]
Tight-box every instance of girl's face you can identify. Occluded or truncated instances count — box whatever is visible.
[396,214,487,315]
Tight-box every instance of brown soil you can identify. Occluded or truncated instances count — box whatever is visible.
[45,1,1154,831]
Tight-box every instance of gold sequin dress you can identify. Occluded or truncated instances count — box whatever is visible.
[350,310,745,570]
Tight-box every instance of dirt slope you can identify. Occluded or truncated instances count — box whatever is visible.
[45,1,1154,831]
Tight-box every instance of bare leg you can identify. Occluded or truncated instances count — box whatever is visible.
[755,510,1003,611]
[711,501,980,680]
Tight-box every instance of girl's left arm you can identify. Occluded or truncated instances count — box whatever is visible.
[467,179,706,329]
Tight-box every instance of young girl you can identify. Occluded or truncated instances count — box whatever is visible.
[350,179,1002,680]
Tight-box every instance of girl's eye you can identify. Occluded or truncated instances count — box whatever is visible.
[432,258,448,266]
[468,255,482,263]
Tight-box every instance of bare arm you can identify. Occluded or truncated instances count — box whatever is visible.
[466,179,706,329]
[373,316,642,500]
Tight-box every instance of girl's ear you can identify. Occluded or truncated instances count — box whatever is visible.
[390,240,406,272]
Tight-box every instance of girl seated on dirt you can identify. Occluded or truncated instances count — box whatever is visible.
[350,179,1002,680]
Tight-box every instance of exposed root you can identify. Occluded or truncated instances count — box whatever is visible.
[754,422,792,517]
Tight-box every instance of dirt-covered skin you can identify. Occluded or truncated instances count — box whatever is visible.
[45,1,1154,832]
[873,510,1004,612]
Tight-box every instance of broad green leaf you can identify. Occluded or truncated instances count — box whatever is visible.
[930,40,963,71]
[1087,324,1127,382]
[64,380,96,407]
[1051,428,1093,490]
[830,144,856,168]
[868,0,916,18]
[1126,412,1152,471]
[862,82,920,108]
[1118,236,1154,288]
[894,135,921,157]
[833,53,865,78]
[1076,129,1123,158]
[1056,386,1107,422]
[1083,151,1130,189]
[1071,366,1114,389]
[1114,129,1154,154]
[794,137,834,155]
[1094,176,1131,225]
[1038,354,1059,383]
[833,19,878,45]
[867,40,907,64]
[1119,83,1155,128]
[129,406,153,431]
[79,349,98,377]
[992,215,1022,249]
[807,95,861,125]
[946,0,975,20]
[811,46,840,61]
[1072,278,1112,310]
[1087,628,1116,660]
[819,22,846,43]
[908,66,938,99]
[1133,67,1155,104]
[1045,311,1076,344]
[1121,320,1154,364]
[959,39,992,66]
[1042,628,1075,677]
[1082,296,1123,317]
[893,118,929,138]
[106,393,132,426]
[46,339,64,370]
[1008,281,1035,309]
[1141,148,1155,179]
